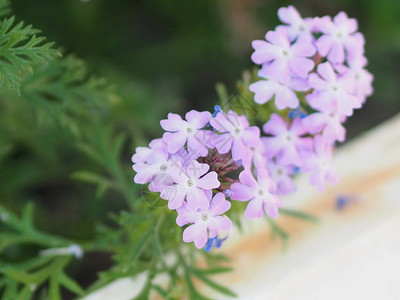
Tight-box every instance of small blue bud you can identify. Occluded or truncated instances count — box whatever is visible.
[223,189,233,197]
[289,108,307,119]
[204,235,228,252]
[292,166,300,174]
[335,195,349,210]
[212,105,222,117]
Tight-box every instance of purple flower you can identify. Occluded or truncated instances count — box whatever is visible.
[303,111,346,143]
[131,138,165,164]
[266,160,296,196]
[176,192,232,249]
[345,55,374,103]
[250,67,310,109]
[262,114,313,166]
[307,62,361,117]
[210,110,260,161]
[132,143,174,186]
[170,130,216,167]
[300,135,339,191]
[277,5,315,41]
[251,27,315,82]
[160,160,220,210]
[315,12,365,64]
[242,137,267,170]
[161,110,212,156]
[231,169,282,219]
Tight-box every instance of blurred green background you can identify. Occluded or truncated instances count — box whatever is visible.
[2,0,400,293]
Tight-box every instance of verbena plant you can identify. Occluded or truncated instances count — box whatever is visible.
[0,1,371,299]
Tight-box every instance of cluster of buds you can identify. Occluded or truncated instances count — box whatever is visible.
[131,6,373,250]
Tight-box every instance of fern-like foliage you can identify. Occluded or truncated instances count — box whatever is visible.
[0,14,60,91]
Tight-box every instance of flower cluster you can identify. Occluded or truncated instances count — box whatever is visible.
[132,109,282,249]
[250,6,373,192]
[131,6,373,250]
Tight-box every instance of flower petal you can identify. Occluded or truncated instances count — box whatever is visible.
[208,193,231,216]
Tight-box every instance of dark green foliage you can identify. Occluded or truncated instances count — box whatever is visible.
[0,2,60,91]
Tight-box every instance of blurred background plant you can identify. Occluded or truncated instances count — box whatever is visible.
[0,0,398,299]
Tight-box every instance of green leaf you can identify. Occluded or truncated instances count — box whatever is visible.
[2,279,18,300]
[49,273,61,300]
[132,273,152,300]
[0,268,37,285]
[71,170,118,198]
[279,208,318,223]
[193,267,233,275]
[152,284,170,299]
[58,272,84,296]
[0,16,60,91]
[111,133,126,162]
[191,269,237,298]
[21,202,34,231]
[216,82,229,104]
[0,0,11,19]
[16,285,32,300]
[123,224,154,272]
[118,211,152,226]
[266,217,289,246]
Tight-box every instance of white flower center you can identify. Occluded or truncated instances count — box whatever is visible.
[330,84,339,92]
[257,189,264,197]
[233,128,241,135]
[187,179,194,187]
[281,49,290,57]
[336,31,345,39]
[320,160,329,169]
[201,213,209,221]
[160,164,168,172]
[186,127,194,134]
[276,168,284,176]
[285,132,294,143]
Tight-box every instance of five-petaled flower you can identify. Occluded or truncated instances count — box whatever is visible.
[176,192,232,249]
[160,160,220,210]
[231,170,282,219]
[161,110,212,157]
[251,27,316,82]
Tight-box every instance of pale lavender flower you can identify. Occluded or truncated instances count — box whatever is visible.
[303,111,346,143]
[250,67,310,109]
[170,130,215,168]
[344,56,373,103]
[266,160,296,195]
[262,114,313,166]
[251,27,316,82]
[176,192,232,249]
[277,5,315,41]
[242,137,267,170]
[161,110,212,156]
[300,135,339,191]
[160,160,220,210]
[315,12,365,64]
[131,138,165,164]
[210,110,260,161]
[132,143,173,185]
[231,169,282,219]
[307,62,361,116]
